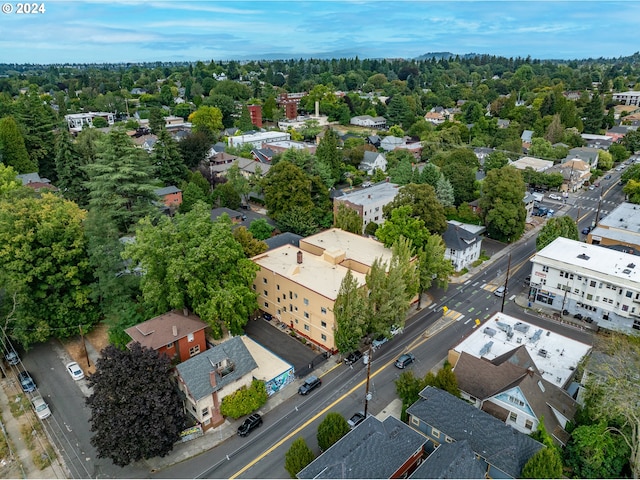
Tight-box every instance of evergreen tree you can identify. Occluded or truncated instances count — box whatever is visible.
[317,413,351,452]
[583,91,604,134]
[334,269,366,354]
[334,203,363,235]
[315,128,342,181]
[435,176,455,208]
[0,116,36,173]
[85,129,159,233]
[284,438,314,479]
[153,129,188,185]
[54,129,89,206]
[235,105,255,131]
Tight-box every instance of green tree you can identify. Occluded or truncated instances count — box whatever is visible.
[597,150,614,171]
[148,107,165,134]
[235,105,255,131]
[416,234,453,307]
[85,129,159,233]
[123,203,259,338]
[376,205,430,250]
[225,163,251,206]
[262,161,314,221]
[583,91,604,134]
[609,143,630,164]
[441,162,476,206]
[188,105,223,137]
[153,128,188,185]
[383,183,447,235]
[54,128,90,206]
[248,218,274,241]
[0,116,36,173]
[276,205,319,236]
[536,216,579,250]
[334,269,366,354]
[564,421,630,478]
[418,162,441,188]
[0,163,23,197]
[0,193,99,347]
[315,128,342,181]
[284,438,314,479]
[435,176,455,208]
[87,343,186,467]
[479,166,526,242]
[232,226,268,257]
[334,203,364,235]
[212,181,242,210]
[179,180,210,213]
[624,179,640,204]
[521,447,563,479]
[483,151,510,172]
[317,412,350,452]
[178,131,211,169]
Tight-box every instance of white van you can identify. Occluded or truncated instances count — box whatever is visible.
[494,286,506,297]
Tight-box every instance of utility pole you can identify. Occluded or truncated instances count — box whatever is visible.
[594,188,603,227]
[501,253,512,313]
[363,345,372,418]
[79,324,91,368]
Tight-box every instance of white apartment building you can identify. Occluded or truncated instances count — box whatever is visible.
[613,91,640,106]
[65,112,115,133]
[530,237,640,335]
[227,131,290,149]
[332,182,400,234]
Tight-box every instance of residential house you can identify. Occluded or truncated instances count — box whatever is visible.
[132,134,157,153]
[530,237,640,334]
[333,182,400,234]
[211,207,247,225]
[497,119,511,129]
[442,222,482,272]
[154,185,183,208]
[209,157,271,179]
[175,336,258,431]
[606,125,638,142]
[564,147,600,169]
[473,147,494,169]
[453,347,578,445]
[251,229,395,352]
[297,416,428,479]
[406,386,545,479]
[523,192,536,221]
[409,440,487,479]
[65,112,115,133]
[546,158,591,192]
[130,87,146,95]
[359,151,387,175]
[16,172,56,193]
[424,107,454,125]
[251,147,276,163]
[521,130,533,151]
[380,135,405,151]
[367,135,381,148]
[125,309,207,363]
[581,133,612,150]
[587,202,640,254]
[350,115,387,129]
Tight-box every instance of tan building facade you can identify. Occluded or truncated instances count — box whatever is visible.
[251,228,394,352]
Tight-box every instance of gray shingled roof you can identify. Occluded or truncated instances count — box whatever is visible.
[154,185,181,196]
[406,387,544,478]
[410,440,487,479]
[441,223,479,251]
[297,416,427,479]
[264,232,302,250]
[175,336,257,402]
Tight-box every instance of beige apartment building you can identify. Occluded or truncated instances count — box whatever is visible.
[251,228,394,352]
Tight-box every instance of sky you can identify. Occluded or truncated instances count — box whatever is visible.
[0,1,638,64]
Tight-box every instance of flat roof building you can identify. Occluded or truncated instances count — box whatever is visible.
[333,182,400,234]
[587,202,640,254]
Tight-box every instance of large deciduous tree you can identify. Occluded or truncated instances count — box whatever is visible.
[123,202,259,338]
[188,105,223,138]
[376,205,430,251]
[87,343,186,467]
[383,183,447,235]
[536,216,579,250]
[317,412,351,452]
[284,438,314,479]
[416,234,454,307]
[334,203,363,235]
[564,421,630,478]
[441,162,476,206]
[262,160,314,220]
[85,129,159,233]
[0,193,99,347]
[479,165,526,242]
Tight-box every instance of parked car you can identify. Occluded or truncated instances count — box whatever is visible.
[18,371,36,393]
[237,413,262,437]
[582,227,591,235]
[362,181,372,188]
[347,411,366,429]
[390,324,403,336]
[343,350,363,365]
[298,375,322,395]
[372,334,388,349]
[605,174,612,179]
[494,285,507,297]
[5,350,19,366]
[573,313,583,320]
[394,353,415,369]
[548,193,562,200]
[66,361,84,381]
[32,396,51,420]
[262,312,273,321]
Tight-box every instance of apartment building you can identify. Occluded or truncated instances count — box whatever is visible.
[251,228,394,352]
[530,237,640,334]
[332,182,400,234]
[613,91,640,106]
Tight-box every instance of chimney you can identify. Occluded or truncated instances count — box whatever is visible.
[210,371,217,388]
[315,100,319,117]
[172,325,178,337]
[183,307,189,317]
[297,250,303,264]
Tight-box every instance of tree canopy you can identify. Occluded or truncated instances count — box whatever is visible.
[479,165,526,242]
[87,343,186,467]
[536,215,579,250]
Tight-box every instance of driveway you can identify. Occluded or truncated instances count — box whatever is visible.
[244,318,318,377]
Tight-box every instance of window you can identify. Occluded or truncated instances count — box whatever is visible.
[450,249,456,255]
[525,420,533,430]
[321,334,327,341]
[187,333,194,342]
[587,294,593,300]
[277,297,280,303]
[252,284,256,290]
[289,291,293,299]
[294,293,298,299]
[321,307,327,314]
[445,436,453,443]
[542,266,549,272]
[263,290,268,296]
[263,278,267,284]
[509,412,518,422]
[277,284,280,291]
[431,427,441,438]
[590,280,596,287]
[201,407,210,418]
[189,345,200,357]
[166,342,174,349]
[304,324,310,331]
[411,416,420,426]
[304,311,309,319]
[627,291,633,298]
[303,298,309,306]
[321,321,327,328]
[264,301,268,308]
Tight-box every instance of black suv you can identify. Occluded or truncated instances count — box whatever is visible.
[237,413,262,437]
[298,375,321,395]
[343,350,363,366]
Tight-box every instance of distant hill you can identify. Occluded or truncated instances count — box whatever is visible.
[414,52,481,61]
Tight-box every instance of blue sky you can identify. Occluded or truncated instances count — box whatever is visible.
[1,1,638,64]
